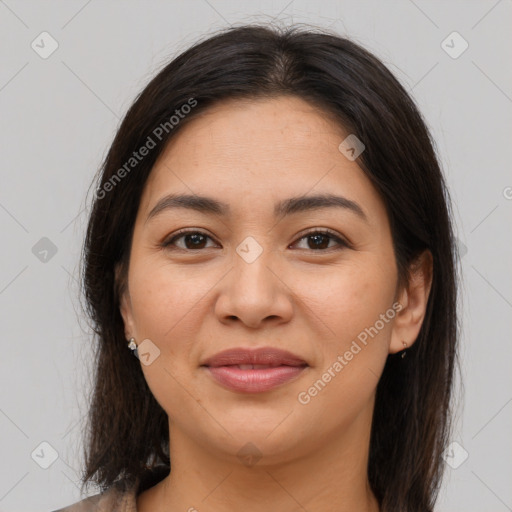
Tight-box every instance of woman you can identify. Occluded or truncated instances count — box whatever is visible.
[54,24,459,512]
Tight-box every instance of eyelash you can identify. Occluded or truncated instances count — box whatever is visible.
[161,228,350,252]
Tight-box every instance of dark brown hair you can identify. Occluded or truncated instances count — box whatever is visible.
[80,24,459,511]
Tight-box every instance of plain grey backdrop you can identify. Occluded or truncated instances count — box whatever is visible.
[1,1,511,511]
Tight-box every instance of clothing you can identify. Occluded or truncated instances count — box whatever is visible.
[51,465,169,512]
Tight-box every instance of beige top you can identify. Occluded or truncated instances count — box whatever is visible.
[51,466,169,512]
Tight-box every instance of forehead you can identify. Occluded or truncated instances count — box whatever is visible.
[140,96,385,223]
[160,95,345,160]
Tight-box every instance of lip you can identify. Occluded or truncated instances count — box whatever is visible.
[201,347,308,393]
[201,347,307,367]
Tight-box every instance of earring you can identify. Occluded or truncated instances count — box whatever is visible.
[127,337,137,351]
[401,341,407,359]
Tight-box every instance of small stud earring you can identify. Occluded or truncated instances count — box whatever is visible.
[127,337,137,351]
[401,341,407,359]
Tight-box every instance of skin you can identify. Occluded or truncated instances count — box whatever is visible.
[119,95,432,512]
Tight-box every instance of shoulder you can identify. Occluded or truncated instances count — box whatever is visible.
[50,482,136,512]
[50,465,169,512]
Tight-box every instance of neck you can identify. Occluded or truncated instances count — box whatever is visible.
[138,407,379,512]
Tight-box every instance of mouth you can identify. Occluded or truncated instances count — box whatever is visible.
[228,364,294,369]
[201,347,307,367]
[201,347,308,393]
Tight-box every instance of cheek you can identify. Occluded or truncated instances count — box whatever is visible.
[292,256,396,348]
[128,260,217,341]
[127,262,215,416]
[292,264,395,433]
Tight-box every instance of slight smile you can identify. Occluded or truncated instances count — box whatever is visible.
[201,347,309,393]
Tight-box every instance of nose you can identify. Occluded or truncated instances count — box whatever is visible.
[214,249,294,329]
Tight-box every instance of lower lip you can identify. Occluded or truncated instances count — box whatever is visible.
[204,365,307,393]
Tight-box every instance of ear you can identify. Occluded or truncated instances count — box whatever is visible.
[390,250,433,354]
[115,263,137,340]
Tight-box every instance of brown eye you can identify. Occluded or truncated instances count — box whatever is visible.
[306,233,331,250]
[291,230,349,251]
[162,230,217,250]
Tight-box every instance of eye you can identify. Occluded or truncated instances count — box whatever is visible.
[161,228,350,252]
[290,229,349,251]
[161,230,218,251]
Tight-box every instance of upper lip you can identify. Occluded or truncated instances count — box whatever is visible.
[201,347,307,368]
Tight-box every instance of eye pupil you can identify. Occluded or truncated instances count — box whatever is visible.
[185,233,207,249]
[308,234,329,250]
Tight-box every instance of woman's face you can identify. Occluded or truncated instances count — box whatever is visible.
[120,96,414,465]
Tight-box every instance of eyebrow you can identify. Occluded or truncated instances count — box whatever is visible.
[146,193,368,223]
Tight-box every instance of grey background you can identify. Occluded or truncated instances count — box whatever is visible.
[1,1,511,510]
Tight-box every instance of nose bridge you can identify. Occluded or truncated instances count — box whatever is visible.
[232,236,277,302]
[215,234,293,327]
